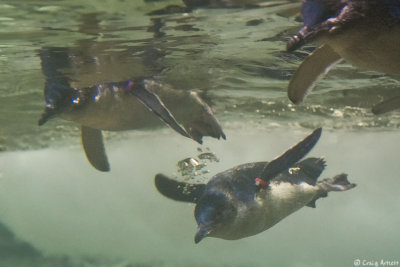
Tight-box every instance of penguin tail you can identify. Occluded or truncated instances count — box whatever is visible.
[306,174,356,208]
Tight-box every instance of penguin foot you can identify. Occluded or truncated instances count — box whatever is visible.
[306,174,355,208]
[318,173,356,192]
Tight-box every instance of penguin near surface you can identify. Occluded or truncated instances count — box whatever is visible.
[286,0,400,114]
[38,47,225,172]
[155,128,356,243]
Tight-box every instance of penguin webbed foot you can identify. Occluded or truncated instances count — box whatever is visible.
[307,174,355,208]
[318,173,356,192]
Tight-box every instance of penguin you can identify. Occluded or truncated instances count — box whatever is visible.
[38,47,225,172]
[155,128,356,243]
[286,0,400,114]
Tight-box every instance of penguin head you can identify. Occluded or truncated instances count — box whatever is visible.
[194,193,237,243]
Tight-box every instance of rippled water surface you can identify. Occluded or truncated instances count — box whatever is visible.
[0,1,399,266]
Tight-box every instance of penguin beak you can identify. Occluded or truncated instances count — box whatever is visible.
[194,225,211,244]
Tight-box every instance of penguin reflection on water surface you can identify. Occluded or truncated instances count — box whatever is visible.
[286,0,400,114]
[155,128,356,243]
[38,47,225,172]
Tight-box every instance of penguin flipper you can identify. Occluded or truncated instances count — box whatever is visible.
[130,84,191,140]
[81,126,110,172]
[260,128,322,181]
[372,96,400,115]
[288,45,342,104]
[155,174,205,203]
[307,173,356,208]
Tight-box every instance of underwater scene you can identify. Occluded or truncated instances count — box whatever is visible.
[0,0,399,266]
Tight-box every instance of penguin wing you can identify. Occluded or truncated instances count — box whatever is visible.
[372,96,400,115]
[130,82,191,141]
[81,126,110,172]
[155,174,206,203]
[260,128,322,181]
[288,44,342,104]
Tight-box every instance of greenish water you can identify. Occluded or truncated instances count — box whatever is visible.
[0,0,399,266]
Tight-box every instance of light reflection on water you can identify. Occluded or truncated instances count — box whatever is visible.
[0,0,399,266]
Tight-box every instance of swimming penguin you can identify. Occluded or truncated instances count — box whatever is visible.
[286,0,400,114]
[38,47,225,172]
[155,128,355,242]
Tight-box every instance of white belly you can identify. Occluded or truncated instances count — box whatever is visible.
[216,182,320,240]
[323,25,400,75]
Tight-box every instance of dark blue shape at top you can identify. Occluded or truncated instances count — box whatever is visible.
[384,0,400,19]
[302,0,330,28]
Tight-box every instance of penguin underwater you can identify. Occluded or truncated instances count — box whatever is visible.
[38,47,225,172]
[155,128,356,243]
[286,0,400,114]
